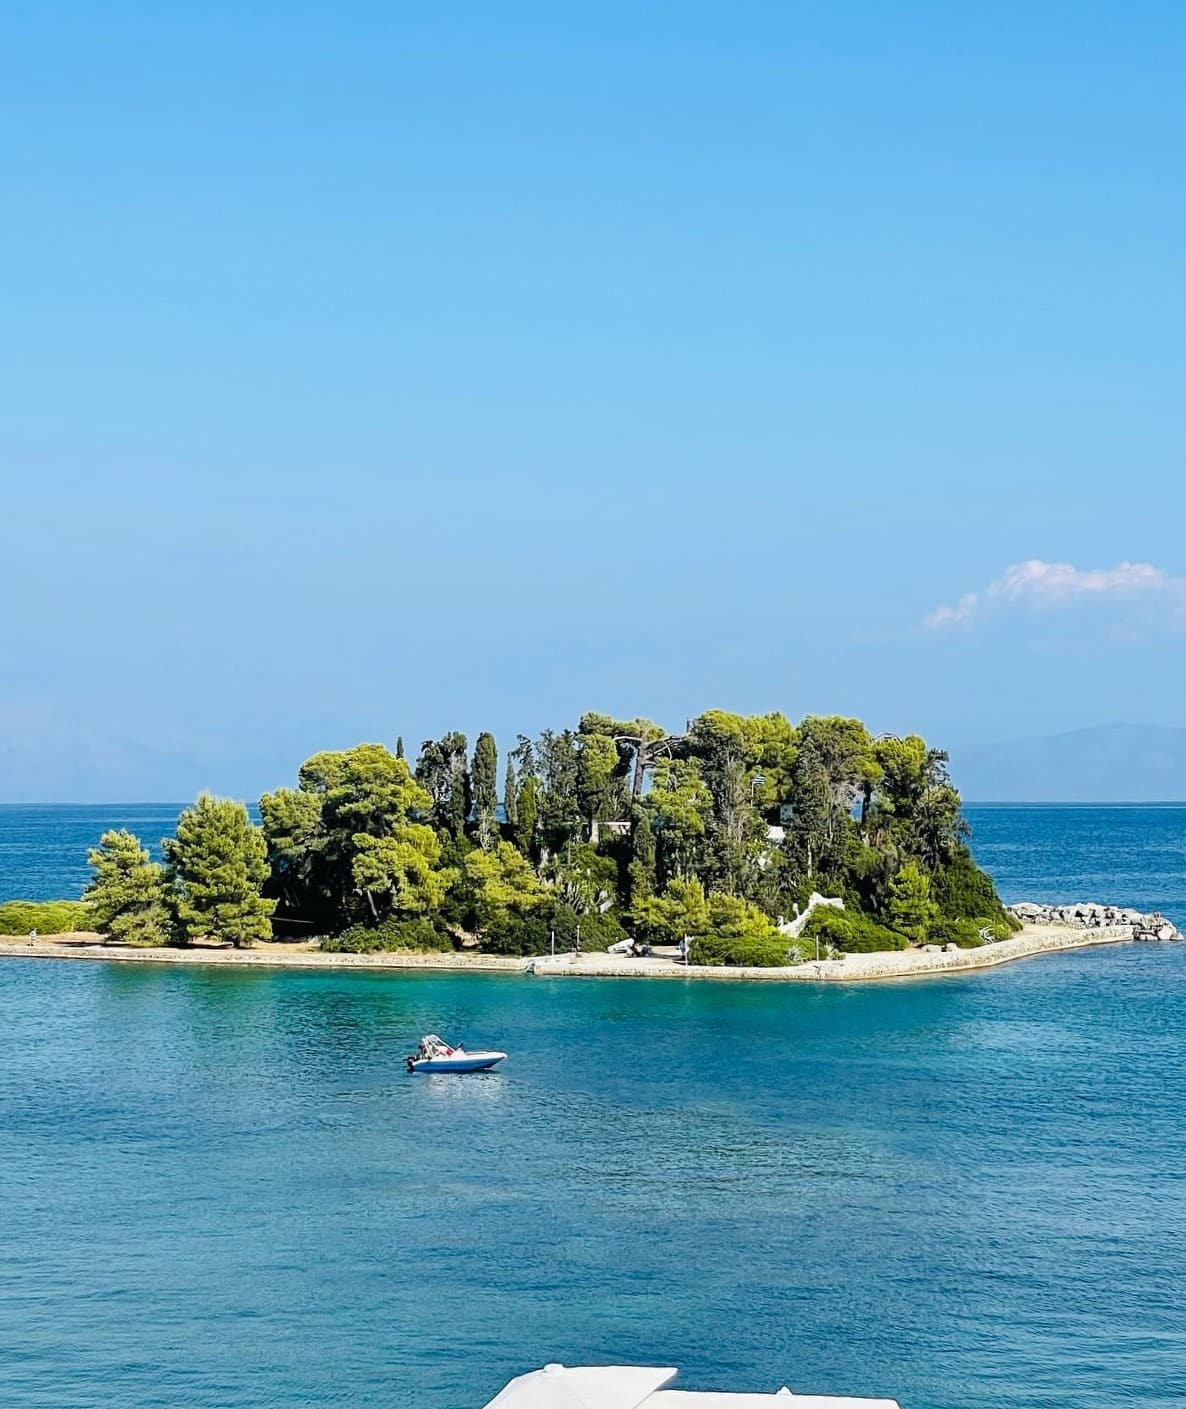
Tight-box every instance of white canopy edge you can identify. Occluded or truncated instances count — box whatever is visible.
[483,1364,679,1409]
[481,1368,899,1409]
[650,1390,901,1409]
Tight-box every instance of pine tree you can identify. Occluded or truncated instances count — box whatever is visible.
[84,829,172,946]
[164,795,275,948]
[472,732,499,849]
[396,736,405,760]
[887,861,937,944]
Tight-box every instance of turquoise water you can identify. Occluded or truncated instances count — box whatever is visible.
[1,807,1185,1408]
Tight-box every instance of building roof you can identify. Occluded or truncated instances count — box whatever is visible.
[481,1367,900,1409]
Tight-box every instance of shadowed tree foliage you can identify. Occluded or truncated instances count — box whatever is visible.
[262,744,440,932]
[415,732,471,841]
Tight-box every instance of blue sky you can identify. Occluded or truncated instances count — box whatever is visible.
[2,3,1185,800]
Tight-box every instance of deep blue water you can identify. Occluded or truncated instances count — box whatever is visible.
[0,804,183,903]
[1,806,1185,1409]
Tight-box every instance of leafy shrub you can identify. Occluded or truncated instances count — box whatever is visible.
[928,915,1014,947]
[320,917,450,953]
[804,907,908,953]
[690,932,790,967]
[480,903,627,956]
[706,892,778,943]
[478,914,552,956]
[632,877,710,945]
[933,848,1019,927]
[0,900,93,935]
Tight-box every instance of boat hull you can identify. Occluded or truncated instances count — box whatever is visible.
[409,1051,507,1073]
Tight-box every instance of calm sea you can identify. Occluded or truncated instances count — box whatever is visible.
[1,805,1184,1409]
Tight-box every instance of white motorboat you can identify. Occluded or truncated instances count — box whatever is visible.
[406,1034,507,1074]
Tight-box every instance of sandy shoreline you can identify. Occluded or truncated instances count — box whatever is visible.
[0,923,1141,982]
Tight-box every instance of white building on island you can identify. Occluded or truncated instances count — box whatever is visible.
[482,1364,900,1409]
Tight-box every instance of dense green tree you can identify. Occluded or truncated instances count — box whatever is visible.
[516,773,540,858]
[165,796,275,947]
[577,731,626,827]
[886,861,937,943]
[84,829,171,946]
[706,891,779,943]
[465,842,549,929]
[536,728,583,854]
[396,736,405,760]
[259,786,330,928]
[579,713,674,799]
[644,757,713,884]
[797,716,878,844]
[503,757,519,829]
[787,736,831,879]
[262,745,441,932]
[471,732,499,849]
[352,825,454,922]
[415,732,471,840]
[632,876,710,944]
[913,781,967,869]
[628,807,657,904]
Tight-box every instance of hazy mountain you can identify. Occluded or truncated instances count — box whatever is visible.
[951,724,1186,803]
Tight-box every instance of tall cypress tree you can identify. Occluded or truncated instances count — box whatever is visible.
[516,774,540,860]
[395,736,405,760]
[472,732,498,849]
[788,736,830,880]
[628,807,657,905]
[504,758,519,829]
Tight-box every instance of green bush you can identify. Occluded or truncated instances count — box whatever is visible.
[804,907,908,953]
[478,913,544,955]
[480,903,627,956]
[689,932,790,967]
[320,917,450,954]
[928,915,1014,947]
[0,900,93,935]
[933,848,1018,927]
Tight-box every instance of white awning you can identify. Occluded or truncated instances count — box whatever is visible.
[483,1364,679,1409]
[650,1390,900,1409]
[481,1368,899,1409]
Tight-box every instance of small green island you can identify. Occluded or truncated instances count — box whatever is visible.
[0,710,1021,967]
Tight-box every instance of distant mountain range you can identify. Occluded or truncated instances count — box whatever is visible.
[950,724,1186,803]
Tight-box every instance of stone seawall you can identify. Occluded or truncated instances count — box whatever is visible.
[529,923,1138,982]
[0,922,1148,983]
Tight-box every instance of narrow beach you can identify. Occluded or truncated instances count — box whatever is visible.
[0,922,1138,982]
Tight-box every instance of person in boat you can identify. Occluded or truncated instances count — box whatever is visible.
[416,1035,461,1061]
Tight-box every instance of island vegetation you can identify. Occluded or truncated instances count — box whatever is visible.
[1,711,1017,965]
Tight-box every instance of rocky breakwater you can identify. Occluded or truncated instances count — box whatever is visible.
[1010,901,1181,942]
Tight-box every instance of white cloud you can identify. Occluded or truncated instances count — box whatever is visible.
[923,559,1186,631]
